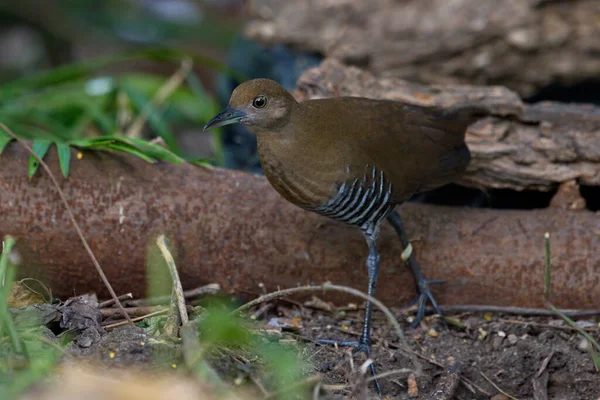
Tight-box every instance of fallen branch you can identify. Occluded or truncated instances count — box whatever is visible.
[428,357,460,400]
[125,283,220,307]
[0,143,598,310]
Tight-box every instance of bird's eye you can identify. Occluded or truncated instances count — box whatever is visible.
[252,95,267,109]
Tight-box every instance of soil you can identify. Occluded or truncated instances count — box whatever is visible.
[53,297,600,400]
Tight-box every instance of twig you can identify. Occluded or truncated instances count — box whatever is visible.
[501,318,598,333]
[532,351,553,400]
[125,283,220,307]
[0,123,133,324]
[157,234,188,328]
[481,372,520,400]
[544,232,551,301]
[231,282,422,375]
[249,375,270,397]
[414,353,492,397]
[322,368,413,391]
[312,381,323,400]
[421,305,600,318]
[17,278,53,303]
[428,357,460,400]
[100,305,194,319]
[126,58,193,138]
[103,309,168,329]
[99,293,133,308]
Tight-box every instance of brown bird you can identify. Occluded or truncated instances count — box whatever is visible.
[205,79,484,391]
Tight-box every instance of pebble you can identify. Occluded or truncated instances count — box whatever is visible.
[490,394,511,400]
[492,335,505,350]
[507,334,518,345]
[427,328,439,338]
[577,337,590,352]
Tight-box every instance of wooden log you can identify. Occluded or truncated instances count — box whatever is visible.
[0,143,598,309]
[295,59,600,192]
[245,0,600,97]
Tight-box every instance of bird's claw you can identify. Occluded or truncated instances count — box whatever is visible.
[407,277,445,329]
[316,338,382,394]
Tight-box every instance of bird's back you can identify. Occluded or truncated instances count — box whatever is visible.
[296,97,483,203]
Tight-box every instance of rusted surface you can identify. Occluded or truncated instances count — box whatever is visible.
[245,0,600,97]
[296,59,600,191]
[0,143,599,308]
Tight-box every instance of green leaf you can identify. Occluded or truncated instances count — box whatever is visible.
[28,139,52,179]
[56,142,71,178]
[0,129,12,155]
[106,142,155,163]
[119,137,185,165]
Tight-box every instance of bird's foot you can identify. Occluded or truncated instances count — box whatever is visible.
[316,338,382,394]
[406,277,445,329]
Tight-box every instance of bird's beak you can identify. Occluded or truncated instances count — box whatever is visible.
[203,107,246,131]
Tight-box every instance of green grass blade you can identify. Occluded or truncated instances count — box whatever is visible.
[56,142,71,178]
[106,142,155,163]
[28,140,52,179]
[0,236,25,356]
[0,128,12,155]
[118,137,185,165]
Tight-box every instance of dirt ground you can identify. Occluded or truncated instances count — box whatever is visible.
[51,295,600,400]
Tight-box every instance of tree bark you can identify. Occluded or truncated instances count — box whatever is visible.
[0,143,598,309]
[245,0,600,97]
[295,59,600,192]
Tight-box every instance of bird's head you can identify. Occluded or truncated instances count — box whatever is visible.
[204,79,298,132]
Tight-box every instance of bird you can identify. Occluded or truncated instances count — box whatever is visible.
[204,78,485,392]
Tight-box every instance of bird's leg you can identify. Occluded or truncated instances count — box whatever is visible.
[317,224,382,394]
[387,209,444,328]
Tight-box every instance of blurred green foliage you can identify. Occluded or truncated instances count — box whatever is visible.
[0,49,233,177]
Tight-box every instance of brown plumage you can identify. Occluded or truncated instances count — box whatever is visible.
[205,78,485,393]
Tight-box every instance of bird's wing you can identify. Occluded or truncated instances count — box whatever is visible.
[342,99,484,202]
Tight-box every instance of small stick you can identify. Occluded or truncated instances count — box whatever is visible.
[100,305,195,319]
[501,318,597,333]
[231,282,422,375]
[156,235,188,334]
[428,357,460,400]
[544,232,551,301]
[99,293,133,308]
[532,351,554,400]
[481,372,520,400]
[125,283,220,307]
[103,309,168,329]
[0,123,133,324]
[418,305,600,318]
